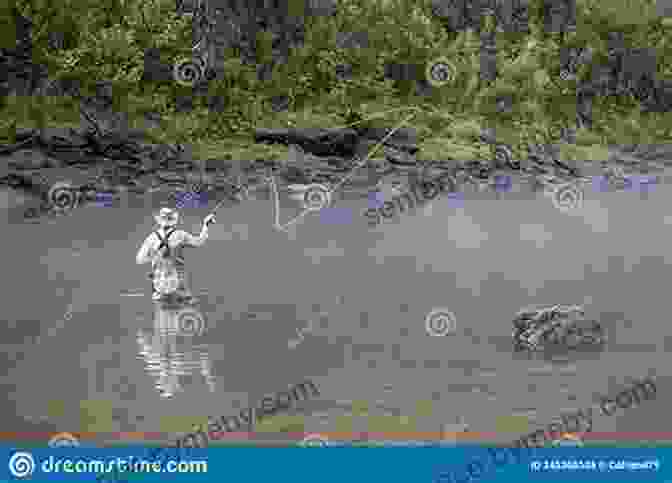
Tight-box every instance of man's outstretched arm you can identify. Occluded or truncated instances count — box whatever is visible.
[180,224,210,247]
[180,214,216,246]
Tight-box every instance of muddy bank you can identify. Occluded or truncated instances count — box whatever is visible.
[2,90,671,222]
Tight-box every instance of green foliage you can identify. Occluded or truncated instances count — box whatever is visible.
[4,0,191,96]
[2,0,671,158]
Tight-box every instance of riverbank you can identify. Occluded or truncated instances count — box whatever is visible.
[4,141,671,227]
[2,0,671,181]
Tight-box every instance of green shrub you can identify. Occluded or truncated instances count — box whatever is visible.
[1,0,671,158]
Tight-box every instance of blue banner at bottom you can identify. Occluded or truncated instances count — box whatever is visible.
[1,447,667,483]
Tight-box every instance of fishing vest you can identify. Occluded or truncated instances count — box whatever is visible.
[154,228,187,265]
[152,228,183,295]
[155,228,177,258]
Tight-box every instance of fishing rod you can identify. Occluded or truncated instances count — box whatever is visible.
[204,177,248,218]
[202,165,277,219]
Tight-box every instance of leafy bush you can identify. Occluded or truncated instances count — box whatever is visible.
[1,0,671,158]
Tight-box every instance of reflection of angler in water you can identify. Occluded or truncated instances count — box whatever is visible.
[136,303,215,398]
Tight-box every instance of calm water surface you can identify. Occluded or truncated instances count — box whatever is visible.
[1,179,671,442]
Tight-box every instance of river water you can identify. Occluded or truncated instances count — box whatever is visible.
[1,172,670,445]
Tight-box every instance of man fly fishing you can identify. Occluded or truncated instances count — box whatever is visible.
[136,207,216,301]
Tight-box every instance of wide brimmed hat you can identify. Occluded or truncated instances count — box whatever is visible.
[154,207,179,226]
